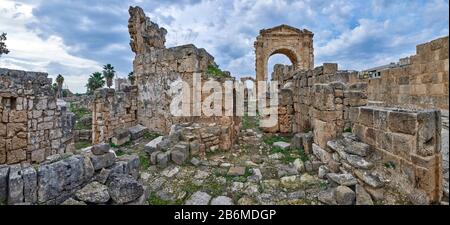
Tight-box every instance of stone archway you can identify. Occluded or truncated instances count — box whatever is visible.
[254,25,314,82]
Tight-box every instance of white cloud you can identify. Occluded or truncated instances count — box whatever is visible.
[0,0,102,93]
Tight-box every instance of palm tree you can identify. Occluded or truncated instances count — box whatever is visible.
[0,33,9,57]
[102,64,115,88]
[128,71,135,85]
[86,72,105,94]
[55,74,64,98]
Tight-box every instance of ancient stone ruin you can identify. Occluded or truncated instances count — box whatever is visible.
[0,6,448,205]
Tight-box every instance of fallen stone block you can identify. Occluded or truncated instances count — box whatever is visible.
[185,191,211,205]
[92,143,111,155]
[75,182,110,204]
[171,150,187,165]
[107,174,144,204]
[128,124,148,140]
[157,151,170,168]
[273,141,291,150]
[112,129,131,146]
[90,151,116,171]
[144,136,164,154]
[227,166,246,176]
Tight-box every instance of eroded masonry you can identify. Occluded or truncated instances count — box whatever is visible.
[0,6,448,205]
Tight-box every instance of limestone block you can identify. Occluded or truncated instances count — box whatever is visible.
[144,136,163,154]
[22,166,38,203]
[8,164,23,205]
[388,111,417,135]
[0,166,9,203]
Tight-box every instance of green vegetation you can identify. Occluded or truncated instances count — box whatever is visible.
[69,104,90,120]
[102,64,116,88]
[139,154,150,170]
[86,72,105,94]
[143,131,161,141]
[206,64,230,78]
[242,113,260,130]
[344,127,352,133]
[147,192,183,205]
[0,32,9,57]
[75,141,91,150]
[115,149,126,156]
[263,135,291,146]
[128,71,135,85]
[384,161,396,169]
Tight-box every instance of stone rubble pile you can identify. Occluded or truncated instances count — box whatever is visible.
[311,132,385,205]
[0,143,147,205]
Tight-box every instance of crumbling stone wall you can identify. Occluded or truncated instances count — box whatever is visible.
[91,87,138,144]
[367,36,449,111]
[349,106,443,202]
[128,6,240,149]
[0,68,75,165]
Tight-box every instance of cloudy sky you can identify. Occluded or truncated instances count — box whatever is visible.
[0,0,448,93]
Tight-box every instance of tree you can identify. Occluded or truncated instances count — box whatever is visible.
[55,74,64,98]
[86,72,105,94]
[128,71,135,85]
[0,33,9,57]
[102,64,115,88]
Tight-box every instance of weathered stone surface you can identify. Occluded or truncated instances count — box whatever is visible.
[8,164,23,205]
[0,166,9,203]
[356,185,373,205]
[345,154,373,170]
[227,166,246,176]
[248,168,263,182]
[116,154,140,178]
[144,136,163,154]
[273,141,291,150]
[210,196,234,205]
[128,124,148,140]
[313,143,331,163]
[327,173,357,186]
[111,129,131,146]
[156,152,170,168]
[75,182,110,204]
[37,155,90,204]
[354,170,384,188]
[107,174,144,204]
[21,166,37,203]
[91,143,110,155]
[318,188,337,205]
[318,165,329,179]
[90,151,116,171]
[185,191,211,205]
[335,185,355,205]
[95,169,112,184]
[171,150,187,165]
[61,198,87,205]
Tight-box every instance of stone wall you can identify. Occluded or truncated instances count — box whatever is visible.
[349,106,443,202]
[129,6,240,147]
[145,122,237,168]
[366,36,449,111]
[0,144,142,205]
[91,87,138,144]
[0,68,75,165]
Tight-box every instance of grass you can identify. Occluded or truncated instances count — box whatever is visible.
[74,141,91,150]
[109,140,132,148]
[139,154,150,170]
[344,127,352,133]
[242,113,260,130]
[297,148,309,162]
[74,123,91,130]
[147,192,183,205]
[143,131,161,141]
